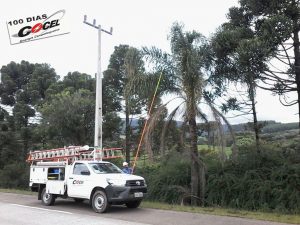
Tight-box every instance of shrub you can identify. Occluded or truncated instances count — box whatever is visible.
[0,162,29,189]
[206,143,300,213]
[137,152,190,204]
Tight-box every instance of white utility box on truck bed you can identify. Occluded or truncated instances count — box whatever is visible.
[29,160,147,213]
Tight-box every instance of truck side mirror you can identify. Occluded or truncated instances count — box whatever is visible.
[81,170,90,175]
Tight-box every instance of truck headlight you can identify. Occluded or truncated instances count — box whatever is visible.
[106,178,126,186]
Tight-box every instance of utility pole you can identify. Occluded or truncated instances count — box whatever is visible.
[83,15,112,161]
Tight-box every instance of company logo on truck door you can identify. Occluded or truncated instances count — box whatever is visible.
[73,180,84,185]
[6,10,70,45]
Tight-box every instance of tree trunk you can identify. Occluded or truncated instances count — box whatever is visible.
[207,125,211,150]
[212,132,215,151]
[159,123,166,156]
[188,115,205,206]
[125,103,131,165]
[248,78,260,153]
[23,119,29,159]
[217,112,238,162]
[293,22,300,133]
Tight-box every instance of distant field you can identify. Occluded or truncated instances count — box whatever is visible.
[198,145,232,157]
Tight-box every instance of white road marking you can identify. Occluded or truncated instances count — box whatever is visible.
[10,204,73,214]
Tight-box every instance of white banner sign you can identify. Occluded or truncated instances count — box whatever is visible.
[6,9,70,45]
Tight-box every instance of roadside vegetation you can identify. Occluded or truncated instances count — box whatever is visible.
[0,0,299,221]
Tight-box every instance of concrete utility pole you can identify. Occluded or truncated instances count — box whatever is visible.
[83,15,112,161]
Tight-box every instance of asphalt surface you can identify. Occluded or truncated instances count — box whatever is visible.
[0,192,293,225]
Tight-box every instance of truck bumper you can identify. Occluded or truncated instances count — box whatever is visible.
[105,185,147,203]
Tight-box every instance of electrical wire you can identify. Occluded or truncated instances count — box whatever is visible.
[131,73,163,173]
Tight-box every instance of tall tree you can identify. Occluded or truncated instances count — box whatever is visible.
[0,61,57,157]
[38,90,95,146]
[210,5,274,153]
[103,45,146,164]
[0,107,21,167]
[143,23,210,205]
[226,0,300,130]
[37,71,121,148]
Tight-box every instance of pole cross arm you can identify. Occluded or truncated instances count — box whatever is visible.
[83,15,113,35]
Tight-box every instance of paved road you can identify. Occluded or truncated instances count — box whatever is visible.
[0,192,292,225]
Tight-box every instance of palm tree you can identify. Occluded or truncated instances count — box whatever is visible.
[142,23,210,205]
[128,23,236,205]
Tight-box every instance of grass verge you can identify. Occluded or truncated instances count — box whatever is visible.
[1,189,298,224]
[141,201,300,224]
[0,188,34,195]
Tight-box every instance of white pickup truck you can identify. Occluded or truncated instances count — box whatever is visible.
[29,160,147,213]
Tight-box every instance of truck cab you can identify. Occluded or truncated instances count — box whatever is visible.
[30,160,147,213]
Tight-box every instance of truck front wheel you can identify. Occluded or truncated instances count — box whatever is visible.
[92,190,109,213]
[41,188,55,206]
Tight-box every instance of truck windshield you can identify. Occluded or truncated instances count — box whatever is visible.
[89,163,122,174]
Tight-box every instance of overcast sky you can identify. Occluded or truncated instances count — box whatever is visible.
[0,0,298,124]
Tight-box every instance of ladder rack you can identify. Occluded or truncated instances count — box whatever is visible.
[26,145,123,163]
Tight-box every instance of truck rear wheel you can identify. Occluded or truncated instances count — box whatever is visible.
[92,190,109,213]
[41,188,55,206]
[125,200,141,208]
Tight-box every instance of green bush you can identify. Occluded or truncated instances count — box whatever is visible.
[206,142,300,213]
[0,162,29,189]
[135,140,300,213]
[137,152,190,204]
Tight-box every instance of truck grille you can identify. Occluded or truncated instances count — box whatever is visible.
[126,180,145,187]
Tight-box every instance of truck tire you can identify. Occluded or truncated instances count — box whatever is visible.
[41,188,55,206]
[125,200,141,208]
[92,190,109,213]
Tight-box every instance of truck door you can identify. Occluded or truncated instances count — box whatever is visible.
[67,163,91,198]
[46,167,65,195]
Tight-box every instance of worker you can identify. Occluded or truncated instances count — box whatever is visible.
[122,162,132,174]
